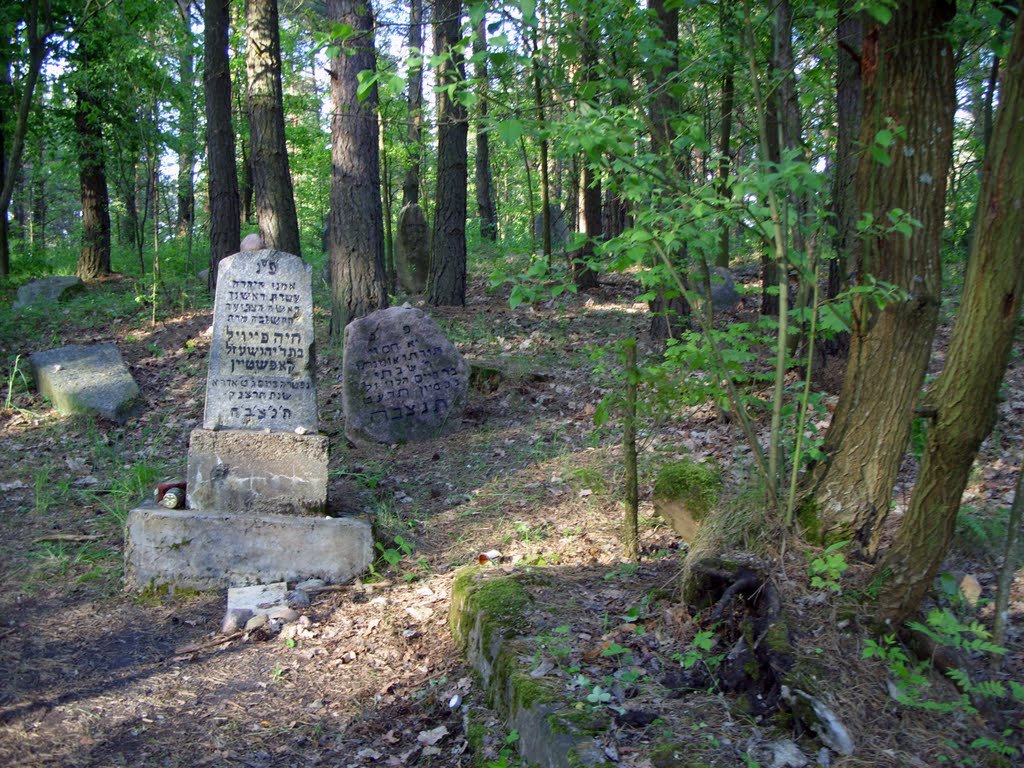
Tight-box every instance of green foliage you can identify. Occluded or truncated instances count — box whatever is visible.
[863,609,1022,761]
[806,540,849,593]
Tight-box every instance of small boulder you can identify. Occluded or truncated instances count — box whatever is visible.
[14,276,85,310]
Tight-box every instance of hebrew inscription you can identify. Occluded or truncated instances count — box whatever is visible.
[343,306,468,444]
[203,249,318,432]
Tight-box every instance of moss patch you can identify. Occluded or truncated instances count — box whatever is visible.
[653,460,720,523]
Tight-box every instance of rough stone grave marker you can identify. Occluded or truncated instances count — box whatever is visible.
[342,306,469,444]
[395,203,430,293]
[28,343,142,423]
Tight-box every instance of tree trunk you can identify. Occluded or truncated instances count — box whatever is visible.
[474,18,498,242]
[204,0,241,289]
[427,0,468,307]
[327,0,388,336]
[0,0,51,276]
[402,0,424,208]
[175,0,196,238]
[75,84,112,280]
[875,8,1024,622]
[573,16,600,291]
[647,0,689,340]
[246,0,301,256]
[716,5,735,270]
[807,0,956,554]
[824,0,863,358]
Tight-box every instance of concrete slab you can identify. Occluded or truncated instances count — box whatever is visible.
[227,582,287,615]
[29,343,142,423]
[124,501,373,590]
[186,428,328,516]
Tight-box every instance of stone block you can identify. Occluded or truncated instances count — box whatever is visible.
[14,276,85,310]
[395,203,429,293]
[29,343,142,423]
[124,501,373,590]
[186,428,328,516]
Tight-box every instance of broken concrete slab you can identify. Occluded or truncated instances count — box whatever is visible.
[124,501,373,590]
[28,343,142,423]
[227,582,288,616]
[185,428,328,516]
[14,276,85,310]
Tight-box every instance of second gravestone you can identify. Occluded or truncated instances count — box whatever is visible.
[343,306,469,444]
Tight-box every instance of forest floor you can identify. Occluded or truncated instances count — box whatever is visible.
[0,265,1022,768]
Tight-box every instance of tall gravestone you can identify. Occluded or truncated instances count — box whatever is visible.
[342,306,469,445]
[395,203,430,293]
[125,249,372,589]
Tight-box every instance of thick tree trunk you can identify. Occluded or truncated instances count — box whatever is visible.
[327,0,388,335]
[474,18,498,242]
[875,9,1024,622]
[246,0,301,256]
[824,0,863,358]
[402,0,423,208]
[175,0,196,238]
[75,87,112,280]
[427,0,468,307]
[808,0,956,554]
[204,0,241,289]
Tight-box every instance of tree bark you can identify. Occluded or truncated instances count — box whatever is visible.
[402,0,424,208]
[824,0,863,358]
[327,0,388,335]
[427,0,468,307]
[75,48,112,281]
[175,0,196,238]
[647,0,689,340]
[0,0,51,276]
[875,7,1024,621]
[246,0,301,256]
[204,0,241,289]
[474,18,498,242]
[808,0,956,554]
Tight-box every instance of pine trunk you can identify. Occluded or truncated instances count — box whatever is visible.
[427,0,468,307]
[175,0,196,238]
[474,19,498,242]
[327,0,388,335]
[402,0,423,208]
[246,0,301,256]
[75,87,111,280]
[808,0,955,554]
[875,9,1024,621]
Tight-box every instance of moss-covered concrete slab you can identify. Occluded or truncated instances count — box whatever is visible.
[449,566,614,768]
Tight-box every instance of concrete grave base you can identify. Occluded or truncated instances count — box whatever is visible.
[124,501,373,590]
[186,428,328,516]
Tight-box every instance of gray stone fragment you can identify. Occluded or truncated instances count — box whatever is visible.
[222,608,253,634]
[28,343,142,423]
[286,589,311,608]
[531,204,570,252]
[782,686,855,756]
[14,276,85,310]
[227,582,288,613]
[692,266,740,311]
[203,248,318,433]
[244,613,269,633]
[342,306,469,445]
[267,606,300,623]
[295,578,325,592]
[124,501,374,590]
[395,203,430,293]
[186,428,328,516]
